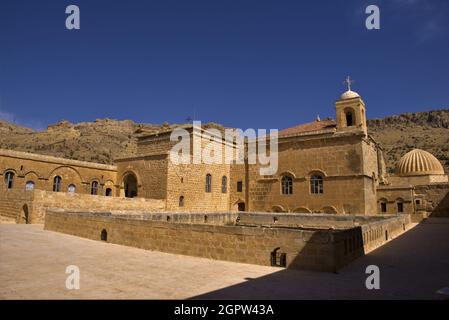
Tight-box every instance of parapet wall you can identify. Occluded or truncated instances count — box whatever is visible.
[0,185,165,223]
[237,212,391,229]
[44,211,413,272]
[360,214,411,253]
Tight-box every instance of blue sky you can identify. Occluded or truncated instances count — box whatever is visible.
[1,0,448,130]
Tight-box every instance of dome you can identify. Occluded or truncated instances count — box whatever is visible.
[396,149,445,176]
[340,90,360,100]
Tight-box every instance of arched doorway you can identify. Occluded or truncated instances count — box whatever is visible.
[237,202,245,212]
[123,173,138,198]
[101,229,107,241]
[21,204,29,224]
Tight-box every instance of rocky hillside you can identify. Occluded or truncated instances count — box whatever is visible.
[1,109,448,173]
[0,119,163,164]
[367,109,449,174]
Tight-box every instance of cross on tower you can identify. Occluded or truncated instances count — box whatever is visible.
[344,76,354,91]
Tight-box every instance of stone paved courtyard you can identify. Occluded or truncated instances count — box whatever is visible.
[1,219,448,299]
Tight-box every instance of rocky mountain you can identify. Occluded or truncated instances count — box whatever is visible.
[0,118,160,164]
[1,109,448,173]
[367,109,449,174]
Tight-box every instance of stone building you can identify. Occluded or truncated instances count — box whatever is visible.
[1,86,448,224]
[377,148,449,220]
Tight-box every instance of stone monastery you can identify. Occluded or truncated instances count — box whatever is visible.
[1,85,448,271]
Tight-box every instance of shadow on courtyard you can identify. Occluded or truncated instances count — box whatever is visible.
[190,218,449,300]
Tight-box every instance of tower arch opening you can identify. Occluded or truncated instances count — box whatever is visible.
[123,173,138,198]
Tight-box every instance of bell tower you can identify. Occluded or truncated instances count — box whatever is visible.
[335,76,367,135]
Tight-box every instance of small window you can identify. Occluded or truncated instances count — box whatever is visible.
[281,176,293,195]
[310,175,323,194]
[53,176,62,192]
[221,176,227,193]
[101,229,107,241]
[68,184,76,193]
[237,181,243,193]
[91,181,98,195]
[205,174,212,193]
[105,188,112,196]
[179,195,184,207]
[4,171,14,189]
[415,199,421,205]
[381,202,387,213]
[397,202,404,213]
[25,181,35,191]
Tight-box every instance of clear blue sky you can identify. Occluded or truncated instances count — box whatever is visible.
[1,0,448,130]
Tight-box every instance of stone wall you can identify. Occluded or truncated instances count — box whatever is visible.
[414,183,449,217]
[376,186,414,215]
[136,131,178,156]
[376,183,449,219]
[359,214,411,253]
[229,163,247,211]
[246,133,379,214]
[0,185,165,224]
[44,211,412,272]
[0,149,117,195]
[0,184,33,223]
[166,162,231,212]
[237,212,395,229]
[115,154,168,199]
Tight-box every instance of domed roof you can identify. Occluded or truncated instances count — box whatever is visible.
[396,149,445,176]
[340,90,360,100]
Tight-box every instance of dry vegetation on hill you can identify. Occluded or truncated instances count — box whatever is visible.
[367,109,449,174]
[1,109,448,173]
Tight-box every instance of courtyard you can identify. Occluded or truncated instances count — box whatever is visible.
[1,219,448,299]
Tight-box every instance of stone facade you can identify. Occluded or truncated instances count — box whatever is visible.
[1,89,448,223]
[0,149,117,196]
[0,183,165,224]
[1,86,446,272]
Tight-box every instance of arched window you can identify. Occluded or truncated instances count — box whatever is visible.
[25,181,35,191]
[179,195,185,207]
[281,176,293,195]
[310,175,323,194]
[381,201,387,213]
[345,109,354,127]
[205,174,212,193]
[4,171,14,189]
[346,112,353,126]
[105,188,112,196]
[53,176,62,192]
[221,176,227,193]
[68,184,76,193]
[91,181,98,195]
